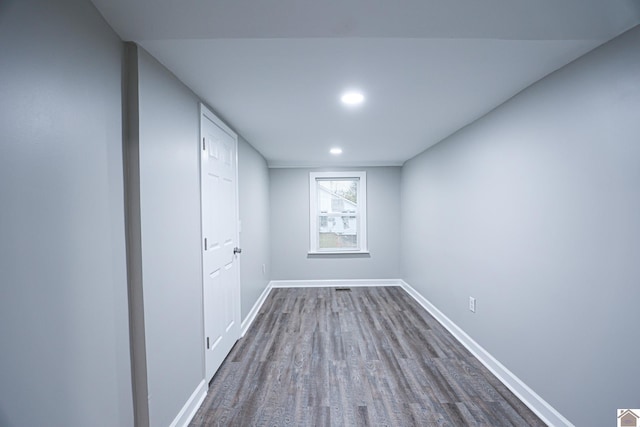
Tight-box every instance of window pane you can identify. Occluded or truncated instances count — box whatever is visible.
[317,179,359,250]
[317,179,358,215]
[318,214,357,249]
[319,232,358,249]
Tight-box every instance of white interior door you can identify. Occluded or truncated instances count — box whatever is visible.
[200,104,241,381]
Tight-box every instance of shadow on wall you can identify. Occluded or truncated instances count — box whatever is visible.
[0,407,11,427]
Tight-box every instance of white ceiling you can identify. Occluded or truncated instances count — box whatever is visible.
[91,0,640,167]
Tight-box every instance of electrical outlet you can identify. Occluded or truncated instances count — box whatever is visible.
[262,264,266,275]
[469,297,476,313]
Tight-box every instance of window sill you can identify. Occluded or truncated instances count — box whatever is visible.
[308,250,370,255]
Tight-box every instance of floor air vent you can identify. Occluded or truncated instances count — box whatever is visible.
[335,288,352,292]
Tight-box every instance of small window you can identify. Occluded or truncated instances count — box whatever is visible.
[309,171,367,254]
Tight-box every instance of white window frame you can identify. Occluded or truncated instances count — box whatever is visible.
[309,171,368,254]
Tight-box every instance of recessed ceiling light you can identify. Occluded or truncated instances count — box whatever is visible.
[340,91,365,105]
[330,147,343,155]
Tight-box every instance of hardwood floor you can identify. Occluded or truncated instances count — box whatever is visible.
[190,287,546,426]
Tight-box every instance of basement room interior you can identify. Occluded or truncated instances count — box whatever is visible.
[1,1,639,426]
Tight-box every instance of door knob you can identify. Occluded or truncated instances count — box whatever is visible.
[233,247,242,255]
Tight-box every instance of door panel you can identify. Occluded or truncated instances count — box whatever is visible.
[200,105,240,381]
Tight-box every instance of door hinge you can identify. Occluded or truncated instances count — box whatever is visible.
[204,238,207,250]
[206,337,210,349]
[202,137,206,151]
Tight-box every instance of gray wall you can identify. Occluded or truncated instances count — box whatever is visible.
[0,0,134,426]
[131,48,273,424]
[401,25,640,427]
[238,138,271,318]
[131,47,205,427]
[270,167,401,280]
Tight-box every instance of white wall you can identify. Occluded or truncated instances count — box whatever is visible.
[270,167,401,280]
[128,46,206,427]
[238,138,271,318]
[0,0,133,426]
[401,25,640,427]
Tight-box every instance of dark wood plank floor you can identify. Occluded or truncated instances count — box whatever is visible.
[190,287,546,426]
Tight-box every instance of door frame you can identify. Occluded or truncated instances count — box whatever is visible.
[198,103,242,380]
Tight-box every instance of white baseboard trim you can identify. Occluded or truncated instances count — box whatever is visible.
[399,280,573,427]
[241,281,274,337]
[169,379,207,427]
[270,278,403,288]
